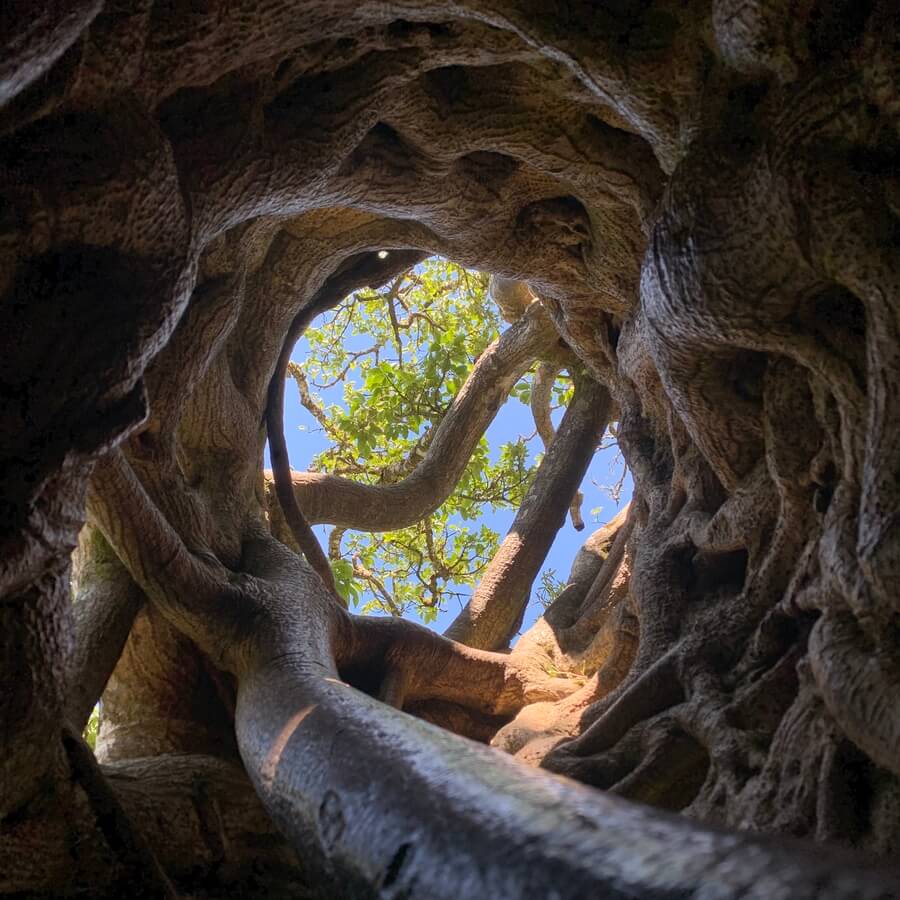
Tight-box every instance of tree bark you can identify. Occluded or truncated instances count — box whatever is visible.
[86,460,900,898]
[0,752,306,897]
[3,0,900,894]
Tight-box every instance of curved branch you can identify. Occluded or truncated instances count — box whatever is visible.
[340,614,574,718]
[265,250,425,598]
[66,527,145,733]
[0,1,102,106]
[510,502,633,671]
[562,651,683,759]
[267,335,338,599]
[86,449,237,662]
[87,451,219,601]
[445,377,612,650]
[563,503,635,640]
[81,506,900,899]
[271,300,561,531]
[810,611,900,777]
[530,361,561,447]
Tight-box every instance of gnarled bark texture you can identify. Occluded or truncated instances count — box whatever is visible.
[1,1,899,897]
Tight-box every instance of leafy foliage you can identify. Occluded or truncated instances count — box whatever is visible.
[84,704,100,749]
[536,568,567,609]
[294,258,570,621]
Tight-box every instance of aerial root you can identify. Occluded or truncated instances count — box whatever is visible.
[563,651,683,757]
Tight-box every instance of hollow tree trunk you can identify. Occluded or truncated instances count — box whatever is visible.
[3,1,900,896]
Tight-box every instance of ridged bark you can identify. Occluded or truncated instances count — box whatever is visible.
[2,1,899,895]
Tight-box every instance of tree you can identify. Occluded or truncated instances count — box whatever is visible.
[287,257,578,621]
[2,3,900,898]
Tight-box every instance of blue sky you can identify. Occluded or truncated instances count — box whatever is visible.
[269,263,632,641]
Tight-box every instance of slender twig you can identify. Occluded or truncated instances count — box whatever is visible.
[288,364,330,430]
[384,275,406,369]
[312,344,382,389]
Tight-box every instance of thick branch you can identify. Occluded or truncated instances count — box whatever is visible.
[810,611,900,777]
[273,300,561,531]
[235,584,900,900]
[445,377,612,650]
[531,360,585,530]
[512,503,633,668]
[562,504,634,641]
[340,614,574,717]
[267,332,339,599]
[66,527,145,733]
[82,505,900,899]
[86,449,235,658]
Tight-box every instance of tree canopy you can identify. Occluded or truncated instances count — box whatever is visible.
[291,257,586,621]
